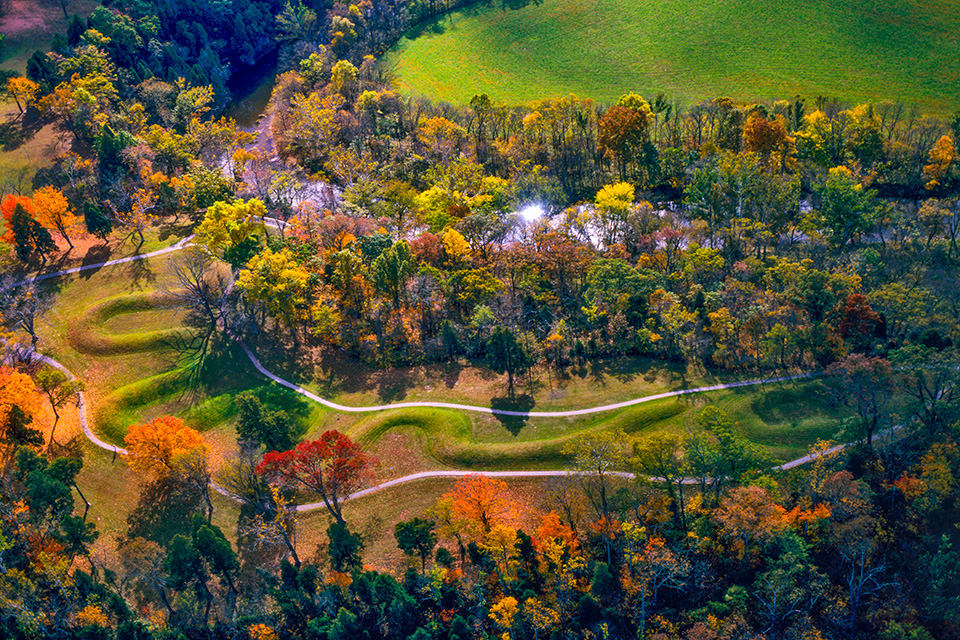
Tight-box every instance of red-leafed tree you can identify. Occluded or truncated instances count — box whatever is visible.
[826,354,895,445]
[255,431,376,525]
[837,293,883,352]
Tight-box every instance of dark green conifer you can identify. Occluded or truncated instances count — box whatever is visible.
[11,203,56,262]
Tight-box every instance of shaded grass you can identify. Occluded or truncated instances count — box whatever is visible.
[337,378,847,470]
[384,0,960,113]
[282,343,738,414]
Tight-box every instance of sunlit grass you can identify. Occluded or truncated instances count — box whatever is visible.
[384,0,960,113]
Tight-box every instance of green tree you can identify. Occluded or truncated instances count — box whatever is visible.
[696,406,770,504]
[394,517,437,572]
[918,535,960,624]
[192,517,240,596]
[165,533,214,621]
[370,240,413,309]
[328,522,364,572]
[10,204,56,262]
[487,327,533,393]
[83,201,112,240]
[235,390,296,452]
[813,166,879,249]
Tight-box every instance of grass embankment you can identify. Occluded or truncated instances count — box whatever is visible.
[34,232,289,447]
[24,224,849,567]
[325,377,844,470]
[384,0,960,113]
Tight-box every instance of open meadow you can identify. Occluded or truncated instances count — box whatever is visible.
[384,0,960,111]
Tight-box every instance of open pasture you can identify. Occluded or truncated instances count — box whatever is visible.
[385,0,960,112]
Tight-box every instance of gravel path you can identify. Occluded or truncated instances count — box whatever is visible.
[7,233,875,514]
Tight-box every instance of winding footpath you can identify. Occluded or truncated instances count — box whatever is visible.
[9,236,877,513]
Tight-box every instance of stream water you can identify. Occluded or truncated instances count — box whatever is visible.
[223,49,280,129]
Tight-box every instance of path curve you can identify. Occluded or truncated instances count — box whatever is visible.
[236,339,817,417]
[2,235,195,289]
[4,229,873,515]
[21,343,863,515]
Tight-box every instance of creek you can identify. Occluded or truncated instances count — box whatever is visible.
[223,48,280,129]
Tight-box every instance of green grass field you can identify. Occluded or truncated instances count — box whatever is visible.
[34,235,848,462]
[384,0,960,112]
[20,221,853,568]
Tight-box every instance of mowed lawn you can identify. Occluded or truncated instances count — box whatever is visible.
[384,0,960,112]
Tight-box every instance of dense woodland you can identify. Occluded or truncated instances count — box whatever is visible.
[1,0,960,638]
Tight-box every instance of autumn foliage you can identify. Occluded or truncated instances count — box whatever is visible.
[0,195,35,246]
[442,474,517,536]
[123,415,209,478]
[255,430,376,525]
[0,365,42,425]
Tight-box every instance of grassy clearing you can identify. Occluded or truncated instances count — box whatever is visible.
[0,99,69,192]
[0,0,102,187]
[323,377,846,469]
[0,0,102,74]
[262,339,741,414]
[384,0,960,112]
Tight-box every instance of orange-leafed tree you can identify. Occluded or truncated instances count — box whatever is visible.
[534,510,579,553]
[443,473,517,537]
[124,415,215,519]
[713,486,788,561]
[32,186,78,249]
[6,76,40,114]
[0,366,44,466]
[744,112,795,169]
[125,415,207,477]
[255,430,376,526]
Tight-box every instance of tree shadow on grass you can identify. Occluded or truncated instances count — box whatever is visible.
[500,0,542,11]
[747,380,830,424]
[490,394,535,436]
[126,477,202,548]
[0,112,46,152]
[124,254,156,290]
[157,220,194,243]
[79,243,112,279]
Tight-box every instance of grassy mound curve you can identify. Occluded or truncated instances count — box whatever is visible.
[69,291,189,355]
[343,384,836,470]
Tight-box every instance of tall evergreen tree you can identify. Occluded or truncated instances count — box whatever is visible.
[11,203,56,262]
[83,201,112,240]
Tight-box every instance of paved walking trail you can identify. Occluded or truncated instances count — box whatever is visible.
[2,236,195,289]
[8,234,883,513]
